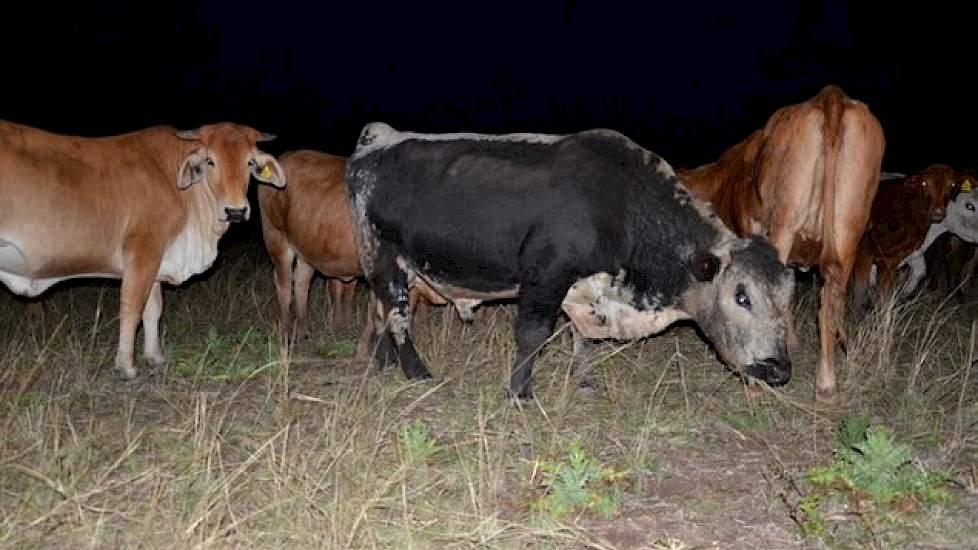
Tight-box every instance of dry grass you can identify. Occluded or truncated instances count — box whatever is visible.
[1,241,977,549]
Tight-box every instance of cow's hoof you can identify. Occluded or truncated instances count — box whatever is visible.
[145,353,166,369]
[815,387,841,410]
[115,363,138,381]
[505,387,532,402]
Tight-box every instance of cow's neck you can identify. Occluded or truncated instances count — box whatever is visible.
[157,141,229,285]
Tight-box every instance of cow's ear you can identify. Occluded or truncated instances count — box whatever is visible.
[691,252,720,282]
[252,152,286,188]
[178,149,207,189]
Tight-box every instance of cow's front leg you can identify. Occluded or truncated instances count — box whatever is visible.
[142,281,165,367]
[370,258,430,380]
[116,249,162,379]
[509,285,564,399]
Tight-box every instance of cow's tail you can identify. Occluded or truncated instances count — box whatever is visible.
[816,85,847,261]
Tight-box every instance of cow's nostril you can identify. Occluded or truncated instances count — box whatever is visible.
[224,207,248,222]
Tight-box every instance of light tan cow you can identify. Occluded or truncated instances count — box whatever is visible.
[679,85,885,405]
[0,120,285,378]
[258,150,444,349]
[259,150,363,340]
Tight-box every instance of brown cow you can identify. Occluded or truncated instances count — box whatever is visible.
[259,150,362,340]
[924,170,978,300]
[258,150,444,348]
[678,85,885,405]
[0,119,285,379]
[851,164,961,310]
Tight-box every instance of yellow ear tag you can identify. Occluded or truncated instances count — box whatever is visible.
[963,179,972,193]
[260,164,273,180]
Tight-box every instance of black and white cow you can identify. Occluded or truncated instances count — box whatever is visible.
[345,123,795,399]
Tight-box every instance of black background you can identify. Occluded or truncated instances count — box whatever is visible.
[3,1,972,202]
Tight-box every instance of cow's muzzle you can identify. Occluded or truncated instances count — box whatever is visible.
[743,356,792,386]
[224,207,249,223]
[931,207,946,224]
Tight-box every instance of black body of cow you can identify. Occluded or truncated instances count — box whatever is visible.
[346,123,793,398]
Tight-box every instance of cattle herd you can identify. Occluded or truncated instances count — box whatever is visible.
[3,84,978,407]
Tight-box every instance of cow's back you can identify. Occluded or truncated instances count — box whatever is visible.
[258,150,360,278]
[349,125,725,297]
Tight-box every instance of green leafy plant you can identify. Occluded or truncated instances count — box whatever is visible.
[797,493,827,538]
[800,417,954,538]
[172,326,275,382]
[399,420,438,465]
[531,440,629,520]
[321,336,357,358]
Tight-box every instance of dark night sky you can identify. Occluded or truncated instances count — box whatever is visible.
[1,1,973,173]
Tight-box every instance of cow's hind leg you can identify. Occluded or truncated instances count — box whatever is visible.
[292,258,315,339]
[370,253,430,380]
[509,284,565,400]
[328,278,358,326]
[816,262,848,406]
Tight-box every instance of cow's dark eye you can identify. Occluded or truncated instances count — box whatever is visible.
[735,284,751,309]
[968,202,976,212]
[206,157,215,167]
[248,159,257,168]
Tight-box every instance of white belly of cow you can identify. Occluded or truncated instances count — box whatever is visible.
[0,239,117,297]
[561,272,690,340]
[0,221,219,297]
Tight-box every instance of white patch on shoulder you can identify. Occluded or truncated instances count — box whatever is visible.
[352,122,565,161]
[561,271,690,340]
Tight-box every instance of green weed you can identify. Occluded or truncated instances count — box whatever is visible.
[530,440,629,520]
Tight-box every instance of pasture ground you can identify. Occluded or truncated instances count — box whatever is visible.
[2,240,977,549]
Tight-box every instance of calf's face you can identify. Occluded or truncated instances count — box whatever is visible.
[909,165,960,223]
[944,191,978,242]
[684,237,795,385]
